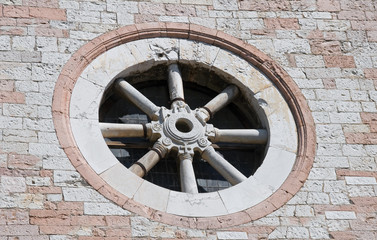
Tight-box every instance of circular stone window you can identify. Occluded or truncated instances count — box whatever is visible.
[53,23,315,227]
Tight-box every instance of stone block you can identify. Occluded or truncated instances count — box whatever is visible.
[325,211,357,219]
[295,205,314,217]
[84,202,130,215]
[213,0,238,10]
[62,187,108,202]
[53,170,82,186]
[307,192,330,204]
[274,39,311,54]
[345,176,377,185]
[286,226,309,239]
[12,36,35,51]
[217,231,248,239]
[0,176,26,193]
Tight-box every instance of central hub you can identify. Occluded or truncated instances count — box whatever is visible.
[148,104,213,156]
[175,118,193,133]
[164,112,202,143]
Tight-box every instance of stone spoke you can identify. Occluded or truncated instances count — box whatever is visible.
[179,154,199,194]
[168,63,185,102]
[99,122,149,138]
[201,146,247,185]
[210,128,268,144]
[200,85,239,121]
[128,143,167,178]
[115,79,160,120]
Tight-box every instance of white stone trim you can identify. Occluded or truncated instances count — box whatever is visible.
[69,37,298,217]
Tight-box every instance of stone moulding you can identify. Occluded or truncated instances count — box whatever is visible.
[52,22,316,229]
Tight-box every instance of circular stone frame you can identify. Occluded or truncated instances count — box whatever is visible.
[53,23,315,229]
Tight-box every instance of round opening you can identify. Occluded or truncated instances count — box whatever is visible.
[59,32,315,220]
[175,118,193,133]
[99,62,267,193]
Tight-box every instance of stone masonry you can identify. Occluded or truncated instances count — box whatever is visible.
[0,0,377,239]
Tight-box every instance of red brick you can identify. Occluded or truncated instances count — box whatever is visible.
[310,40,342,54]
[71,216,106,226]
[0,91,25,103]
[346,132,377,144]
[28,186,61,194]
[105,227,132,237]
[0,168,39,177]
[351,21,377,30]
[29,7,66,21]
[8,154,41,170]
[105,216,130,226]
[324,55,355,68]
[264,18,299,30]
[30,209,72,218]
[39,225,84,234]
[370,122,377,132]
[165,4,196,16]
[338,10,366,20]
[336,169,377,179]
[317,0,341,11]
[360,112,377,123]
[0,26,27,35]
[307,30,324,39]
[330,231,377,240]
[30,216,71,226]
[345,132,367,144]
[364,68,377,79]
[0,18,17,26]
[3,6,29,18]
[56,202,83,212]
[351,197,377,206]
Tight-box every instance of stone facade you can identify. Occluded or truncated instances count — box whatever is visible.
[0,0,377,239]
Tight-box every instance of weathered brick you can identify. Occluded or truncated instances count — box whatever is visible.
[33,27,69,38]
[310,40,342,54]
[3,6,29,18]
[317,0,340,11]
[264,18,299,29]
[338,10,366,20]
[351,21,377,30]
[165,4,196,16]
[71,215,106,226]
[0,91,25,103]
[324,55,355,68]
[0,225,39,235]
[29,7,66,21]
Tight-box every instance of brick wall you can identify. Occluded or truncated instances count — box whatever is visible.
[0,0,377,239]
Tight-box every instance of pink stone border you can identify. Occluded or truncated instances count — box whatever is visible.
[52,22,316,229]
